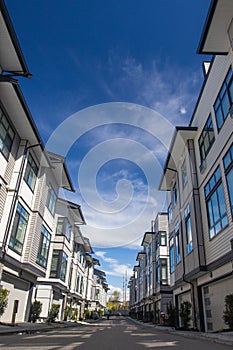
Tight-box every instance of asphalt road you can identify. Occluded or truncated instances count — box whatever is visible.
[0,316,231,350]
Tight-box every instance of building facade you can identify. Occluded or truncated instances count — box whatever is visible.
[129,214,172,323]
[0,0,108,324]
[130,0,233,333]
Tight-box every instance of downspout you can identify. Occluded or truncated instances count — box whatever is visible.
[0,142,42,274]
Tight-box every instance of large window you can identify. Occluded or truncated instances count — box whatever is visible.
[24,153,38,191]
[47,184,57,215]
[181,158,188,188]
[169,237,175,273]
[168,203,173,224]
[199,114,215,164]
[214,68,233,130]
[9,203,29,254]
[204,167,228,239]
[159,231,167,246]
[172,182,178,207]
[184,204,193,253]
[56,217,72,242]
[37,225,51,268]
[175,223,181,264]
[76,273,83,294]
[0,107,15,159]
[156,258,168,285]
[223,144,233,217]
[50,250,68,282]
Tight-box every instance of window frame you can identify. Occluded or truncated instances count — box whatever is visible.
[159,231,167,246]
[9,203,29,254]
[223,143,233,218]
[37,225,51,268]
[24,152,39,192]
[169,236,175,273]
[198,114,215,164]
[214,68,233,131]
[47,184,57,215]
[204,166,228,239]
[50,250,68,282]
[175,223,181,264]
[181,158,188,188]
[0,106,15,160]
[184,204,193,254]
[56,217,72,242]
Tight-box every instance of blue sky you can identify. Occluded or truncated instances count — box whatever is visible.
[6,0,211,298]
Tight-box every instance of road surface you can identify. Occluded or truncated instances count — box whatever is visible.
[0,316,230,349]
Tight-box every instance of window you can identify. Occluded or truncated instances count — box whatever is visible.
[56,217,72,241]
[172,182,178,206]
[185,204,193,253]
[47,184,57,215]
[0,107,15,159]
[24,153,38,191]
[168,203,173,224]
[159,231,167,246]
[223,144,233,217]
[157,258,168,285]
[50,250,68,282]
[9,203,29,254]
[169,237,175,273]
[76,273,83,294]
[214,68,233,130]
[204,167,228,239]
[175,223,181,264]
[181,158,188,188]
[37,225,51,267]
[199,114,215,163]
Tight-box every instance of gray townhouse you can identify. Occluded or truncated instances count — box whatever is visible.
[159,0,233,332]
[129,0,233,333]
[0,0,108,323]
[129,213,172,323]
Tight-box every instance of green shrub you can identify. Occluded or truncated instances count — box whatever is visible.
[29,300,42,323]
[64,306,73,321]
[47,304,60,323]
[179,301,191,329]
[223,294,233,329]
[0,288,9,318]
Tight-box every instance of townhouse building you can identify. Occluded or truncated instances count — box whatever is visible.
[129,213,172,323]
[129,0,233,333]
[91,268,109,312]
[0,0,108,323]
[159,0,233,332]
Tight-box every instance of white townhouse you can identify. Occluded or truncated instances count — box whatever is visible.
[35,197,87,321]
[159,0,233,332]
[0,0,73,323]
[91,268,108,312]
[0,0,108,324]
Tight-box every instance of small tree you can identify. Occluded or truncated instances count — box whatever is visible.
[179,301,191,329]
[223,294,233,330]
[0,288,9,318]
[166,301,176,327]
[47,304,60,323]
[29,300,42,323]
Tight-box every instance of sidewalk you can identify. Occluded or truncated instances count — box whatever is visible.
[0,319,101,336]
[129,318,233,347]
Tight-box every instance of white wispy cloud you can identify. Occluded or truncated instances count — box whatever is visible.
[95,251,133,278]
[57,52,202,249]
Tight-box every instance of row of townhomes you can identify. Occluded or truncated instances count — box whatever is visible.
[0,0,108,323]
[129,0,233,333]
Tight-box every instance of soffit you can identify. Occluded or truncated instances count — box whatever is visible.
[197,0,233,54]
